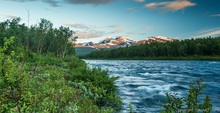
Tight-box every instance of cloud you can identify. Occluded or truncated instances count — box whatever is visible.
[143,26,154,30]
[7,0,116,6]
[139,33,147,35]
[145,0,196,12]
[64,0,116,5]
[127,8,136,12]
[107,25,124,33]
[134,0,145,2]
[212,14,220,17]
[64,22,108,39]
[6,0,60,7]
[75,31,103,39]
[3,14,18,19]
[64,22,89,29]
[115,27,124,33]
[107,25,118,28]
[126,32,136,35]
[193,28,220,38]
[42,0,60,7]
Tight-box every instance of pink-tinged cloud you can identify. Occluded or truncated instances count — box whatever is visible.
[134,0,145,2]
[145,0,196,12]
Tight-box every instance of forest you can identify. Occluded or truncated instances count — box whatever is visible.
[82,36,220,60]
[0,18,121,112]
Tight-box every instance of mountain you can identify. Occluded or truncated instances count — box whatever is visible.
[76,36,134,49]
[76,36,175,48]
[75,36,176,55]
[133,36,175,45]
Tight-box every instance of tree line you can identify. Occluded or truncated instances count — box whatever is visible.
[82,37,220,59]
[0,18,77,57]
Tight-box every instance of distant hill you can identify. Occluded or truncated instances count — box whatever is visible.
[81,36,220,59]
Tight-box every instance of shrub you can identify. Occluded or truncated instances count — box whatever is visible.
[66,58,122,110]
[0,36,29,112]
[161,78,212,113]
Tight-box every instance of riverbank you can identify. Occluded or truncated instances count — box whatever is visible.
[81,55,220,60]
[0,50,122,112]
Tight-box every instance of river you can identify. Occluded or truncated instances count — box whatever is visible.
[84,60,220,113]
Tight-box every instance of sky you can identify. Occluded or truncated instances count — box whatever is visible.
[0,0,220,43]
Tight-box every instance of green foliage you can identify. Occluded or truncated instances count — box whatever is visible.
[82,37,220,59]
[161,78,212,113]
[129,102,133,113]
[0,36,29,112]
[0,17,121,112]
[66,57,122,110]
[0,34,121,112]
[0,18,77,58]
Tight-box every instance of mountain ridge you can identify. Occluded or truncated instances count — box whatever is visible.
[75,36,176,49]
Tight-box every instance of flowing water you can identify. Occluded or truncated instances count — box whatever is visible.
[84,60,220,113]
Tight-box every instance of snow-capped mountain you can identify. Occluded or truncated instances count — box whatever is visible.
[78,36,134,48]
[76,36,174,48]
[133,36,175,45]
[74,36,176,55]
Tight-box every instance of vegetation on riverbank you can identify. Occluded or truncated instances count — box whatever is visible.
[161,78,212,113]
[0,18,121,112]
[81,37,220,60]
[83,55,220,60]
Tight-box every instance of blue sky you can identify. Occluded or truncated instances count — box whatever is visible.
[1,0,220,43]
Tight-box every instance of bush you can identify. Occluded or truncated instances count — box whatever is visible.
[66,58,122,110]
[161,78,212,113]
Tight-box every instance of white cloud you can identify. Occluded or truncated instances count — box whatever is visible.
[107,25,118,28]
[64,22,89,29]
[107,25,124,33]
[115,27,124,33]
[126,32,136,36]
[64,0,116,5]
[134,0,145,3]
[7,0,117,6]
[63,22,107,39]
[3,14,18,19]
[127,8,136,12]
[192,28,220,38]
[145,0,196,12]
[212,14,220,17]
[76,31,103,39]
[143,26,154,30]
